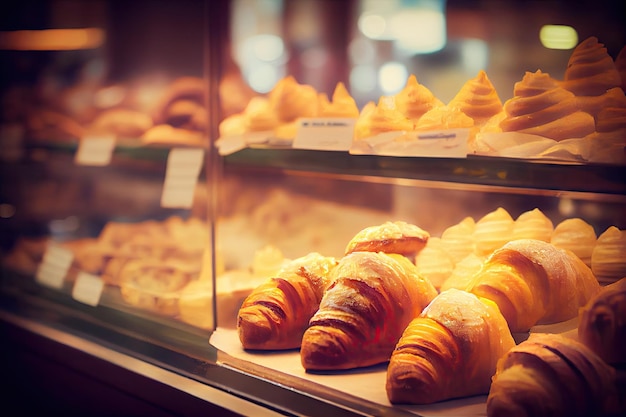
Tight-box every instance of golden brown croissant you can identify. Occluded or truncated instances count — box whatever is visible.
[386,288,515,404]
[300,251,438,370]
[486,333,620,417]
[578,277,626,367]
[465,239,601,332]
[344,221,430,256]
[237,252,338,350]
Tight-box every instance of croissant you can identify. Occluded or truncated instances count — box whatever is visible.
[237,252,338,350]
[386,288,515,404]
[486,333,620,417]
[578,277,626,367]
[465,239,601,332]
[300,251,438,370]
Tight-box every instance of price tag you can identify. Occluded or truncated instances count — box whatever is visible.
[349,128,470,158]
[35,244,74,289]
[75,134,116,166]
[72,272,104,307]
[293,118,355,151]
[161,147,205,208]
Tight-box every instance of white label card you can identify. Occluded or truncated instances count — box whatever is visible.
[293,118,355,151]
[161,147,205,208]
[72,272,104,307]
[349,129,470,158]
[75,134,116,166]
[35,244,74,289]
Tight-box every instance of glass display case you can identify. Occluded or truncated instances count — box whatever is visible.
[2,1,625,416]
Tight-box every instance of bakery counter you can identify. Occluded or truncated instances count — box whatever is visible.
[0,278,409,417]
[223,147,626,198]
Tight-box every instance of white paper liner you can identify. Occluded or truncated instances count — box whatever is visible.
[349,129,469,158]
[472,132,592,162]
[210,328,488,416]
[209,316,581,417]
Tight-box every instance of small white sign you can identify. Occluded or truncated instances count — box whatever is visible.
[75,134,116,166]
[35,244,74,289]
[161,147,205,208]
[293,118,355,151]
[72,272,105,307]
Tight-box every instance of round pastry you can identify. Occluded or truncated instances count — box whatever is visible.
[512,208,554,242]
[414,237,454,290]
[178,279,214,329]
[90,108,153,138]
[344,220,430,256]
[318,82,360,119]
[153,76,205,125]
[499,70,596,141]
[26,109,86,142]
[413,105,474,131]
[587,106,626,164]
[141,124,205,147]
[440,253,485,292]
[440,216,476,263]
[218,113,247,136]
[448,70,503,127]
[592,226,626,284]
[119,259,193,316]
[354,97,414,140]
[473,207,515,256]
[251,244,287,278]
[578,277,626,367]
[243,97,280,132]
[162,99,204,128]
[394,74,444,122]
[575,87,626,121]
[550,218,597,267]
[268,75,319,122]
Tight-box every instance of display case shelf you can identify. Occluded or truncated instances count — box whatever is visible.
[224,147,626,198]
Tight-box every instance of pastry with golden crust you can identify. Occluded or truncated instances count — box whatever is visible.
[386,289,515,404]
[486,333,619,417]
[344,220,430,256]
[237,252,338,350]
[578,277,626,367]
[300,251,437,370]
[466,239,601,332]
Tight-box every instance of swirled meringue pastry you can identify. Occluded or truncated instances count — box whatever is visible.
[448,70,503,127]
[499,70,596,141]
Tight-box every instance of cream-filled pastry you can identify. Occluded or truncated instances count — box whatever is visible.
[394,74,444,122]
[318,82,360,118]
[354,97,413,139]
[561,36,623,97]
[448,70,503,127]
[499,70,596,141]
